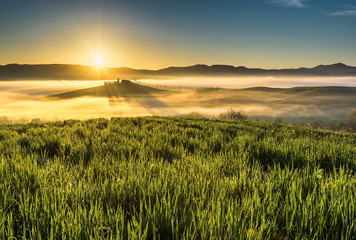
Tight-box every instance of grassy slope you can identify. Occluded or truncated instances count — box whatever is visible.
[51,82,165,99]
[1,117,356,239]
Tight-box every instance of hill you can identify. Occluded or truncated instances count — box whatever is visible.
[49,84,356,123]
[52,81,356,100]
[243,86,356,96]
[51,80,165,99]
[0,117,356,239]
[1,62,356,80]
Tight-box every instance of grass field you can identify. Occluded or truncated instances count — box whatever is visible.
[1,117,356,239]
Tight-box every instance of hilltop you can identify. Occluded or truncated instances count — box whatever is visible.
[1,63,356,80]
[51,80,165,99]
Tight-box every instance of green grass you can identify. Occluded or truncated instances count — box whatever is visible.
[0,117,356,239]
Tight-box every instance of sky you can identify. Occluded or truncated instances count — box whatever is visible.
[0,0,356,69]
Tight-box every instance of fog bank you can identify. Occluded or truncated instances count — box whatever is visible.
[1,79,355,123]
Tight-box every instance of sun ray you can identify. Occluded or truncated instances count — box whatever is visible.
[95,56,102,66]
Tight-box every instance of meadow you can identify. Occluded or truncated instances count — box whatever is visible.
[1,116,356,239]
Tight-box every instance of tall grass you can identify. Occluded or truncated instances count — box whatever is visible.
[0,117,355,239]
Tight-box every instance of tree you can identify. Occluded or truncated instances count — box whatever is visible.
[220,108,248,120]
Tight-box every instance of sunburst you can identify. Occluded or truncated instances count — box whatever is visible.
[95,56,103,66]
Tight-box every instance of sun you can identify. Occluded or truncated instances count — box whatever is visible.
[95,56,103,66]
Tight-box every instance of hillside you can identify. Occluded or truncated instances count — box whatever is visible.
[1,63,356,80]
[241,86,356,96]
[49,83,356,123]
[52,82,356,100]
[51,80,166,99]
[0,117,355,239]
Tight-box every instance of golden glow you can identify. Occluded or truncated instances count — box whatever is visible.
[95,56,103,66]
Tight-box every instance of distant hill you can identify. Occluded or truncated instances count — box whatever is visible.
[51,80,165,99]
[242,86,356,96]
[52,79,356,100]
[50,83,356,123]
[1,63,356,80]
[0,64,139,80]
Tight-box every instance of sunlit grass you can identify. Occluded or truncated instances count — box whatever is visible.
[0,117,355,239]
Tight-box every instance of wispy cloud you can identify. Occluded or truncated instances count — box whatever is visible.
[330,6,356,16]
[267,0,309,8]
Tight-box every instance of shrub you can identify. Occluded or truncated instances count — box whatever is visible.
[220,108,248,120]
[348,107,356,131]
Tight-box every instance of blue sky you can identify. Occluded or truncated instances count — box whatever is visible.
[0,0,355,68]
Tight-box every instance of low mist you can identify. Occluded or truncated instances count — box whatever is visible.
[138,76,356,89]
[1,78,355,123]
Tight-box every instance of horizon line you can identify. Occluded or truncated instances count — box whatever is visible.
[0,62,355,71]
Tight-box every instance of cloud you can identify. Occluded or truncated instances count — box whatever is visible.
[330,6,356,16]
[267,0,309,8]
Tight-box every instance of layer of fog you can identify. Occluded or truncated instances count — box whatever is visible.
[0,80,117,96]
[138,76,356,89]
[1,78,355,122]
